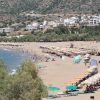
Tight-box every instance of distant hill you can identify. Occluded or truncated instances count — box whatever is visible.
[0,0,100,15]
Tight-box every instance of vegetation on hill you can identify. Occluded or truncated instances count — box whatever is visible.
[0,26,100,42]
[0,59,48,100]
[0,0,100,15]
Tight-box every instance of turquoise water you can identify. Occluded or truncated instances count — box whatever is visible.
[0,48,32,72]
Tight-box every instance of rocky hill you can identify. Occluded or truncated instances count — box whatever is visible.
[0,0,100,15]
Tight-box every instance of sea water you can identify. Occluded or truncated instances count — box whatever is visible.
[0,48,32,72]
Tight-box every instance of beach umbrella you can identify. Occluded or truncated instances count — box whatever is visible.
[73,55,81,63]
[48,86,60,91]
[84,54,90,58]
[48,86,60,95]
[90,59,98,66]
[66,85,77,91]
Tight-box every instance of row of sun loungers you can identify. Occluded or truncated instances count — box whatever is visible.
[48,93,78,99]
[47,71,99,99]
[47,89,87,99]
[40,46,99,57]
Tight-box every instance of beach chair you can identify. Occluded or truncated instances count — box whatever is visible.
[48,94,61,99]
[63,93,78,97]
[57,91,65,96]
[76,90,85,94]
[48,94,57,99]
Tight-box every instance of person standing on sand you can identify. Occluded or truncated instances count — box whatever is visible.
[83,54,91,66]
[70,43,74,48]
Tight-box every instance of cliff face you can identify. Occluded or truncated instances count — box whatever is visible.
[0,0,100,15]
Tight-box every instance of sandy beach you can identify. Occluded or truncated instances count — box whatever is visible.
[0,41,100,100]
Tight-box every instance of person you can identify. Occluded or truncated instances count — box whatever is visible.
[87,65,98,74]
[90,96,94,100]
[65,90,69,94]
[86,85,89,93]
[83,54,91,66]
[70,43,74,48]
[96,50,100,56]
[99,60,100,64]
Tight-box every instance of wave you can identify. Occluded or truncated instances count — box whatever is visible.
[3,48,11,51]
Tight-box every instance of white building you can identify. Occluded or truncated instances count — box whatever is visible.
[39,25,44,29]
[80,15,88,23]
[39,20,48,29]
[43,20,48,26]
[26,22,39,30]
[64,16,79,26]
[0,28,4,33]
[0,27,14,33]
[48,21,58,28]
[88,16,100,26]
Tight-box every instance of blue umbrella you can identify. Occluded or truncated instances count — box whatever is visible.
[90,59,98,66]
[66,85,77,91]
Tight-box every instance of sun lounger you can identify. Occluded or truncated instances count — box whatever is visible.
[63,93,78,97]
[57,91,65,96]
[48,95,57,99]
[48,94,61,99]
[76,91,85,94]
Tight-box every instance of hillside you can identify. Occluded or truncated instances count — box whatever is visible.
[0,0,100,15]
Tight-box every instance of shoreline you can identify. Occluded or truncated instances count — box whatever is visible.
[0,47,33,73]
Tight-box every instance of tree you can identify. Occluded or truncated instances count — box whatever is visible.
[6,60,48,100]
[0,32,7,36]
[0,59,8,100]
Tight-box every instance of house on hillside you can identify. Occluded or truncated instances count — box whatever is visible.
[87,16,100,26]
[48,21,59,28]
[39,25,44,29]
[43,20,48,26]
[39,20,48,29]
[26,22,39,30]
[80,15,88,23]
[64,16,79,26]
[11,23,25,31]
[79,15,89,25]
[0,27,14,33]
